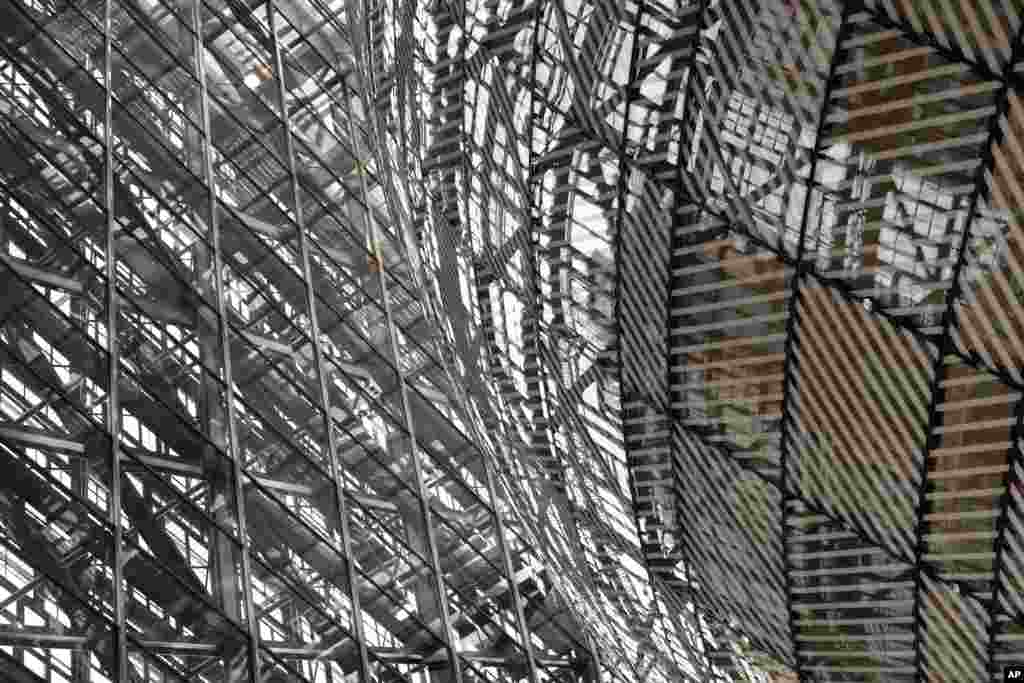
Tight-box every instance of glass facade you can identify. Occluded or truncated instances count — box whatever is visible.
[2,0,1024,682]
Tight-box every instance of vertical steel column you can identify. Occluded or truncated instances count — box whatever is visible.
[987,396,1024,678]
[611,0,705,679]
[265,4,372,680]
[481,432,542,682]
[663,3,733,676]
[775,7,851,678]
[581,633,600,683]
[909,22,1024,682]
[450,0,541,679]
[102,2,128,680]
[190,4,261,681]
[523,0,599,673]
[341,15,464,677]
[610,0,648,636]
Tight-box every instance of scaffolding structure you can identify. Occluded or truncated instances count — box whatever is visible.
[5,0,1024,681]
[0,0,711,680]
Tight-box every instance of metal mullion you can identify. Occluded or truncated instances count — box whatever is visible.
[48,0,428,329]
[57,138,220,282]
[58,0,199,122]
[473,0,606,667]
[264,2,371,681]
[260,11,398,204]
[3,59,84,138]
[161,51,282,168]
[0,281,108,426]
[234,401,375,510]
[349,499,437,579]
[446,483,548,671]
[234,171,291,218]
[148,480,209,524]
[207,1,390,211]
[232,295,374,390]
[194,0,263,55]
[282,14,335,54]
[339,429,461,521]
[2,434,110,540]
[102,0,129,677]
[347,573,448,654]
[262,11,359,143]
[218,134,270,181]
[5,51,99,141]
[535,350,621,494]
[0,98,105,207]
[986,397,1024,677]
[229,150,291,202]
[909,19,1024,682]
[274,114,389,239]
[11,387,68,427]
[125,536,255,641]
[2,2,88,53]
[310,330,431,435]
[0,146,109,286]
[109,0,180,46]
[239,501,410,683]
[88,47,423,362]
[202,159,384,332]
[196,0,273,76]
[342,3,464,678]
[394,394,512,520]
[321,245,412,312]
[229,330,383,457]
[219,371,323,463]
[429,512,514,598]
[213,180,312,297]
[260,486,449,651]
[111,315,235,443]
[213,257,298,330]
[98,105,264,253]
[2,168,96,237]
[316,354,412,447]
[0,294,246,673]
[521,21,606,658]
[768,7,854,681]
[428,532,520,630]
[0,530,120,644]
[141,328,209,379]
[287,74,344,124]
[0,577,46,617]
[107,21,202,115]
[212,143,290,211]
[201,251,314,357]
[377,270,432,328]
[0,197,103,294]
[118,314,221,410]
[231,319,303,376]
[118,437,246,552]
[191,1,261,681]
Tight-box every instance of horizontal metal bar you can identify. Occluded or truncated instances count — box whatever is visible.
[352,491,398,513]
[1,256,84,293]
[0,425,85,454]
[127,452,203,475]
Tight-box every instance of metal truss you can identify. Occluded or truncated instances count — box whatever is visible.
[377,0,1024,681]
[0,0,608,680]
[6,0,1024,682]
[433,0,1024,681]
